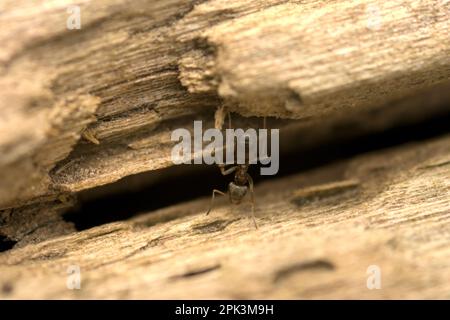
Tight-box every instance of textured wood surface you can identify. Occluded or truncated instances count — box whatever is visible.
[178,0,450,118]
[1,0,450,299]
[1,0,449,210]
[0,134,449,299]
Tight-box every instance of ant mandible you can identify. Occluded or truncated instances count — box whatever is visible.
[205,106,266,229]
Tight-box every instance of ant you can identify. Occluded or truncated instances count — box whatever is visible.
[205,106,266,229]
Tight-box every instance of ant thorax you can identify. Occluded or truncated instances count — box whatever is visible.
[234,166,249,185]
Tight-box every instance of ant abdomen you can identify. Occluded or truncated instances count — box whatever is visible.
[228,182,248,204]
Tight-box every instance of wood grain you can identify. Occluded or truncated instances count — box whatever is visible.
[1,0,450,299]
[0,134,449,299]
[1,0,449,210]
[177,0,450,118]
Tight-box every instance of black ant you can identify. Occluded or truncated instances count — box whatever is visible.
[205,106,266,229]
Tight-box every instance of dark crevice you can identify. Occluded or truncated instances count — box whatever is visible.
[279,111,450,175]
[0,235,17,253]
[169,264,222,280]
[192,219,239,234]
[2,282,13,295]
[63,108,450,231]
[274,260,335,283]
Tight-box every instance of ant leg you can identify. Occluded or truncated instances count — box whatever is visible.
[215,107,235,176]
[206,189,226,216]
[214,105,232,130]
[215,105,226,130]
[218,164,237,176]
[246,174,258,229]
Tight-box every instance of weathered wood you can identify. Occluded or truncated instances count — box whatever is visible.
[177,0,450,117]
[0,134,449,299]
[0,0,218,208]
[1,0,449,210]
[1,0,450,299]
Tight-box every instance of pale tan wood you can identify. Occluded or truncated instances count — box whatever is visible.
[0,0,215,208]
[177,0,450,118]
[3,78,450,247]
[1,0,449,211]
[1,1,449,298]
[0,135,449,299]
